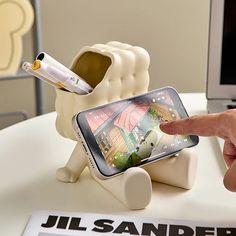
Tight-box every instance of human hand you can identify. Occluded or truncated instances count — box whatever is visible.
[160,109,236,192]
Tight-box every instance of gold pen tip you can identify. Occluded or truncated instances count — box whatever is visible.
[32,60,41,70]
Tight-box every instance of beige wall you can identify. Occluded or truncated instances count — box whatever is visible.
[0,0,210,128]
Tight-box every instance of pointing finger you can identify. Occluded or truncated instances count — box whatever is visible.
[159,113,228,138]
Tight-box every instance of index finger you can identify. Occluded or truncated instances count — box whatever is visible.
[159,113,227,138]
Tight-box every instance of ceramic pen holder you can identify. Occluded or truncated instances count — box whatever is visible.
[55,41,198,210]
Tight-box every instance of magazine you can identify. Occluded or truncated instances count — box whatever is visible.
[22,210,236,236]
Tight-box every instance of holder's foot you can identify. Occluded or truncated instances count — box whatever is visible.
[92,167,152,210]
[123,167,152,209]
[56,167,79,183]
[144,148,198,189]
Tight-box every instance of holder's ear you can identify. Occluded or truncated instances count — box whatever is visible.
[0,0,34,75]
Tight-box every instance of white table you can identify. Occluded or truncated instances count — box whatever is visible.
[0,93,235,236]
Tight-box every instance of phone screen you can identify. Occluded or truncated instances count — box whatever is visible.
[75,87,199,177]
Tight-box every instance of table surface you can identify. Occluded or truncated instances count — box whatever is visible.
[0,93,236,236]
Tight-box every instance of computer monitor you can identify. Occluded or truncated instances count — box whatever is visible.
[207,0,236,101]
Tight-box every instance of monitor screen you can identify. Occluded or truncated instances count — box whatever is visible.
[220,0,236,85]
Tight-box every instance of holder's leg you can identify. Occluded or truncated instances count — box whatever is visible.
[143,148,198,189]
[56,142,87,183]
[91,167,152,210]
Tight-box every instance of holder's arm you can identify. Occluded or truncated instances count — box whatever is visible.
[56,142,87,183]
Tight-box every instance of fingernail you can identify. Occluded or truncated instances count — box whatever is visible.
[160,122,169,129]
[160,121,169,126]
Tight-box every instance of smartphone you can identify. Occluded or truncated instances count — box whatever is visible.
[73,87,199,179]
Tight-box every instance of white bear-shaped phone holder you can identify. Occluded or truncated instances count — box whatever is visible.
[55,41,198,210]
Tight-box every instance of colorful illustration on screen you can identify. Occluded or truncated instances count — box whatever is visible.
[85,90,190,170]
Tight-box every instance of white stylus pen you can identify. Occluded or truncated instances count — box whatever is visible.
[22,62,62,89]
[32,60,92,94]
[36,52,93,93]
